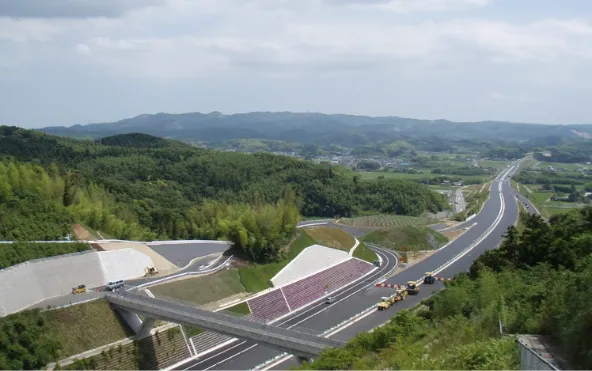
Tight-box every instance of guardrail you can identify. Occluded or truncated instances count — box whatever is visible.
[134,255,232,289]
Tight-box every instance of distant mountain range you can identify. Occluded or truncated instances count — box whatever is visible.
[39,111,592,147]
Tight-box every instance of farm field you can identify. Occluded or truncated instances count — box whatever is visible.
[515,183,585,219]
[356,171,487,183]
[338,214,430,228]
[477,160,511,169]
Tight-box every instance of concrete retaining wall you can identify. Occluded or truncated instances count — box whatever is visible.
[0,249,154,317]
[271,244,349,287]
[99,249,153,282]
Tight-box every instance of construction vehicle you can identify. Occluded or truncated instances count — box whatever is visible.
[71,284,86,295]
[377,289,407,310]
[144,266,158,277]
[406,280,419,295]
[424,272,436,284]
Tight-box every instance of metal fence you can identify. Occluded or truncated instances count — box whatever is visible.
[517,338,559,371]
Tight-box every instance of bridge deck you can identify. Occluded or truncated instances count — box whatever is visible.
[106,292,343,357]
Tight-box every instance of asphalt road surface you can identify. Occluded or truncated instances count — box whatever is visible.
[149,243,231,268]
[180,162,520,370]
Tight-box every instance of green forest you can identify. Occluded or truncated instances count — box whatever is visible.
[0,127,447,255]
[300,208,592,370]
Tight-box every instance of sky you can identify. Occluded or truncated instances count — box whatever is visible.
[0,0,591,128]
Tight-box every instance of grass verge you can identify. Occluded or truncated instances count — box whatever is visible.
[45,299,133,358]
[302,227,355,251]
[352,241,378,263]
[150,268,245,306]
[362,225,448,252]
[339,214,429,228]
[224,302,251,317]
[183,326,204,338]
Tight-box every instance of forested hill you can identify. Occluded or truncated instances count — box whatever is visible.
[39,111,592,145]
[0,126,447,243]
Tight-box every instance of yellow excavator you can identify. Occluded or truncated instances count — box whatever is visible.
[71,284,86,295]
[144,266,159,277]
[377,289,407,310]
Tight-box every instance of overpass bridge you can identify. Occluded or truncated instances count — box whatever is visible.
[105,292,343,359]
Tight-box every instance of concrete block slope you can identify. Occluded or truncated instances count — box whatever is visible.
[0,249,155,317]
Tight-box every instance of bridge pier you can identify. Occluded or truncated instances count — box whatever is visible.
[137,317,156,339]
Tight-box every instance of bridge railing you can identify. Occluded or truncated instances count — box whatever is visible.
[108,292,343,349]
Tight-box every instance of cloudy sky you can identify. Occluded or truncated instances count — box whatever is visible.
[1,0,591,128]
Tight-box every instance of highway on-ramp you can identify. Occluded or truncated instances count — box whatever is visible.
[177,163,521,370]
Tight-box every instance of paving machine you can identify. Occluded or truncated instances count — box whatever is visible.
[377,289,407,310]
[71,284,86,295]
[406,280,420,295]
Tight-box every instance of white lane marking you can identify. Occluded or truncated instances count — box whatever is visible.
[182,341,248,370]
[203,344,259,370]
[196,248,397,369]
[259,168,515,370]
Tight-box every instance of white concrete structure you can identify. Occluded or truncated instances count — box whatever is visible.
[0,248,154,317]
[270,244,349,287]
[98,248,153,282]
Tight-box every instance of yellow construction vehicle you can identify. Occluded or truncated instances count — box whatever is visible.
[377,289,407,310]
[71,284,86,295]
[144,266,158,277]
[406,280,419,295]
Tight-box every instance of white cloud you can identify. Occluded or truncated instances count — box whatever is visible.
[1,0,591,126]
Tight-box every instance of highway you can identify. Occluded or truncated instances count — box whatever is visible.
[178,163,521,370]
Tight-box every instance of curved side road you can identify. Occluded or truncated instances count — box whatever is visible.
[191,163,520,370]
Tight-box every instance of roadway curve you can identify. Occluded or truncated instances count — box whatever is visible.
[178,162,521,370]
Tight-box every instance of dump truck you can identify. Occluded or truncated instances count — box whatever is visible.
[71,284,86,295]
[144,266,158,277]
[377,289,407,310]
[406,280,419,295]
[423,272,436,284]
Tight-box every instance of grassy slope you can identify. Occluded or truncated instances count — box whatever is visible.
[302,227,355,251]
[362,225,448,252]
[224,302,251,316]
[352,241,378,263]
[238,232,315,292]
[150,269,246,306]
[45,299,133,358]
[339,214,429,228]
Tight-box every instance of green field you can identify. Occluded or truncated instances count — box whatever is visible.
[516,183,584,219]
[477,160,511,169]
[356,171,487,183]
[362,225,448,252]
[150,269,246,306]
[339,214,430,228]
